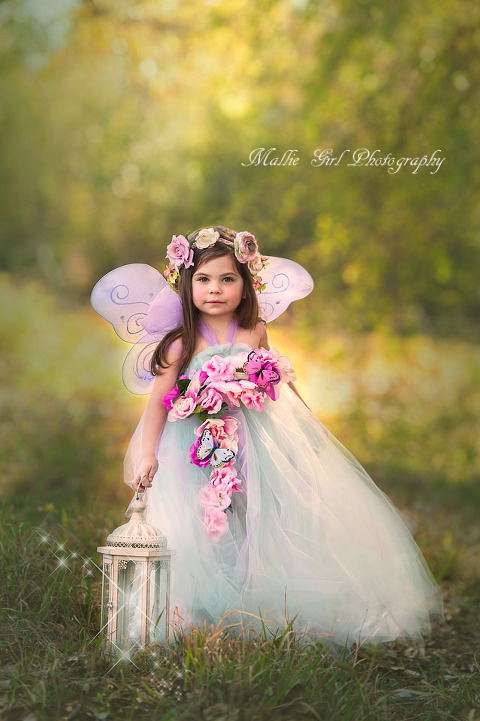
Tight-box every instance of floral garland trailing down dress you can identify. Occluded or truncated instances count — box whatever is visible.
[92,261,444,645]
[125,327,443,645]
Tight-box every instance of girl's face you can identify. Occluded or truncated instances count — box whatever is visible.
[192,254,245,319]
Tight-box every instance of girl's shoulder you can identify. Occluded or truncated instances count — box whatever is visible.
[165,339,183,365]
[235,319,268,349]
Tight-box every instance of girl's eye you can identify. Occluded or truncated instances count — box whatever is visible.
[223,277,234,282]
[196,277,208,282]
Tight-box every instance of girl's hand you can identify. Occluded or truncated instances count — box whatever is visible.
[134,456,159,492]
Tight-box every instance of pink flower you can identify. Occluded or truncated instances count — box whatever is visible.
[162,384,179,409]
[199,387,224,414]
[234,231,258,263]
[204,507,229,543]
[228,350,249,368]
[254,348,276,364]
[168,395,198,421]
[189,436,211,467]
[211,465,241,492]
[166,234,194,268]
[207,380,255,408]
[222,416,239,440]
[240,388,266,411]
[202,355,237,383]
[186,373,202,397]
[194,417,239,445]
[197,484,231,510]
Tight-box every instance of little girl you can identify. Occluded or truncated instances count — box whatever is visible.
[92,225,443,645]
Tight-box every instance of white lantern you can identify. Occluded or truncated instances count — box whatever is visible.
[97,494,174,652]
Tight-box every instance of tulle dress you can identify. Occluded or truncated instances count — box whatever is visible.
[126,340,443,646]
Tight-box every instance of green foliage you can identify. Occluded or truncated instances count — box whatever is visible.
[0,274,140,511]
[0,0,479,334]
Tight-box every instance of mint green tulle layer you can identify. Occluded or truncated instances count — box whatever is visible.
[124,344,443,645]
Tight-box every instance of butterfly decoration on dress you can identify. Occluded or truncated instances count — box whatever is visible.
[195,428,236,468]
[243,350,281,401]
[91,258,313,394]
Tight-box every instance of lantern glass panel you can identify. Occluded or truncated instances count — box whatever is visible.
[101,561,112,629]
[148,560,167,643]
[117,560,143,649]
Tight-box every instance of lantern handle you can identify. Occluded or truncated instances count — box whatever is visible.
[134,475,149,501]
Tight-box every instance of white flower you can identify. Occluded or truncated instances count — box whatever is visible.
[247,253,264,274]
[195,228,220,249]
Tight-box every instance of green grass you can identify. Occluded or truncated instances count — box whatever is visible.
[1,279,479,718]
[1,504,479,721]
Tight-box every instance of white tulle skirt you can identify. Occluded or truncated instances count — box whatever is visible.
[124,344,443,646]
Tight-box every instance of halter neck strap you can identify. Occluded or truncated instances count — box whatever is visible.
[199,316,238,345]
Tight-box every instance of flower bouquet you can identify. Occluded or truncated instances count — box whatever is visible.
[163,348,295,541]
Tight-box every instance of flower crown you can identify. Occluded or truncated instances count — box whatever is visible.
[164,228,268,292]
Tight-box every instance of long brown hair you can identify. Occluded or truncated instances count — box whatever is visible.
[150,225,261,375]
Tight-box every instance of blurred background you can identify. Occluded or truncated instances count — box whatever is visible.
[0,0,479,579]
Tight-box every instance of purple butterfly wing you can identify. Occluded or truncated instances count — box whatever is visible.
[257,257,314,322]
[90,263,183,394]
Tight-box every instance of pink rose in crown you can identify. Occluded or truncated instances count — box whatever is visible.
[197,484,231,510]
[162,384,180,410]
[204,506,230,542]
[199,386,224,414]
[202,355,237,383]
[168,395,198,421]
[234,231,258,263]
[166,234,194,268]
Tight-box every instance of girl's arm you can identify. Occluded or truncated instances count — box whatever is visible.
[133,350,182,492]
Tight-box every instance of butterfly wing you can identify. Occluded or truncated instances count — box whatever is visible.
[243,350,262,375]
[257,257,314,323]
[91,263,183,394]
[197,429,216,461]
[211,448,236,467]
[256,366,281,387]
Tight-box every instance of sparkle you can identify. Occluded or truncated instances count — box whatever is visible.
[34,527,162,674]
